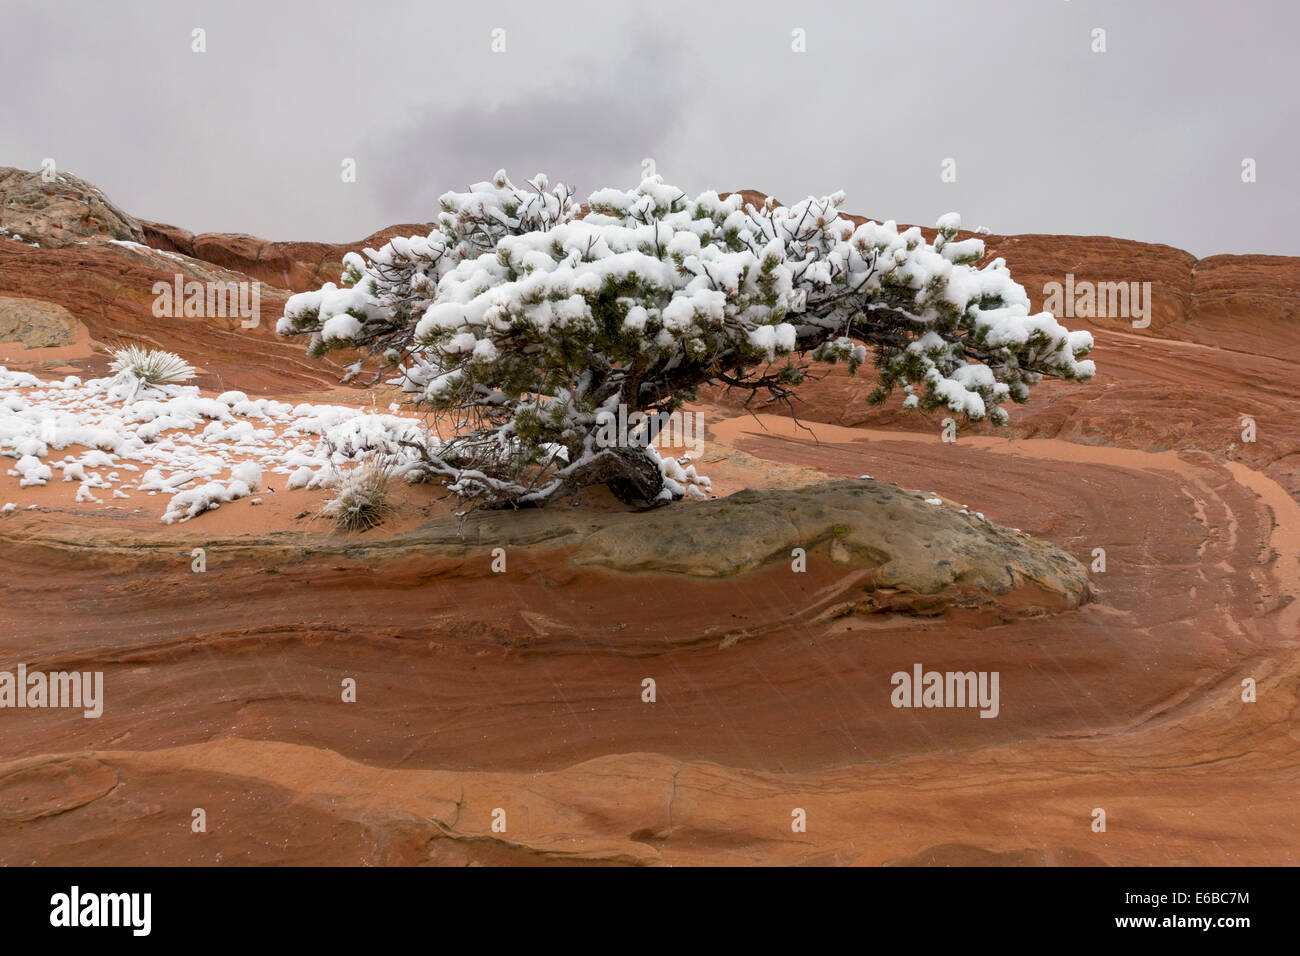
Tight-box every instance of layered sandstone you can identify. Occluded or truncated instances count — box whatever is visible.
[1,171,1297,866]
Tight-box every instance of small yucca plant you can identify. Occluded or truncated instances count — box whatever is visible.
[108,345,196,402]
[321,457,395,532]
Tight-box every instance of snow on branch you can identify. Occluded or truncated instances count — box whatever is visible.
[279,171,1095,508]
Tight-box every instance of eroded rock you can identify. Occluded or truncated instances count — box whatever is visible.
[571,480,1090,613]
[0,296,83,348]
[4,478,1091,618]
[0,167,143,249]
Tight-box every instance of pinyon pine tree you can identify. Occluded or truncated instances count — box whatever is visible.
[278,171,1095,508]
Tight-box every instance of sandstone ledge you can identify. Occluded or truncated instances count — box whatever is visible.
[1,480,1090,617]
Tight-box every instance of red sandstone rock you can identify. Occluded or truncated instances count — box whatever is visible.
[1,174,1299,866]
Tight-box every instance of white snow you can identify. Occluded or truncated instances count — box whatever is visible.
[279,172,1094,430]
[0,366,434,523]
[106,239,194,265]
[9,455,52,487]
[230,460,263,491]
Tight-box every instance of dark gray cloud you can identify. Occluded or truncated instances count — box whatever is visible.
[374,32,689,217]
[1,0,1294,256]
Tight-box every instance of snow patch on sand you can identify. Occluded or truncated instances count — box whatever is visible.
[0,366,434,522]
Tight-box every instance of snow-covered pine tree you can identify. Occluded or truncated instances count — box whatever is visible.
[278,171,1095,508]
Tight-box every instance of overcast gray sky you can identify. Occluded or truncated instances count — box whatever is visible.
[3,0,1295,256]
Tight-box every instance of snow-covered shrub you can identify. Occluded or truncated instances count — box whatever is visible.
[320,457,394,531]
[280,171,1095,508]
[107,345,196,403]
